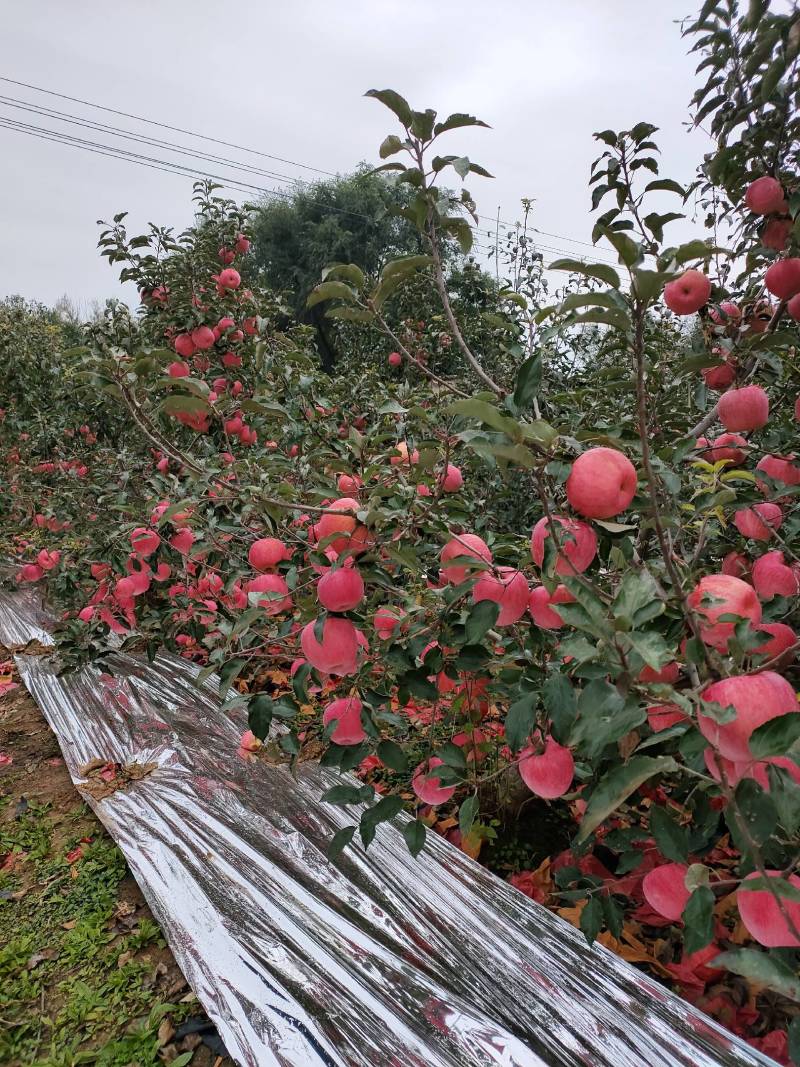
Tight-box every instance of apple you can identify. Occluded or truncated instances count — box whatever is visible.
[755,453,800,495]
[721,551,750,580]
[168,360,190,378]
[733,502,782,541]
[472,566,529,625]
[322,696,366,745]
[217,268,241,290]
[317,566,365,612]
[565,447,637,519]
[663,270,711,315]
[173,333,195,358]
[442,464,463,492]
[300,616,362,676]
[248,537,290,571]
[736,871,800,948]
[718,385,769,431]
[751,623,797,667]
[245,574,292,615]
[337,473,363,494]
[374,607,404,640]
[440,533,492,584]
[528,584,574,629]
[647,704,687,732]
[761,217,793,251]
[518,736,574,798]
[191,325,216,351]
[707,432,747,464]
[765,258,800,300]
[744,176,787,215]
[687,573,761,651]
[642,863,690,922]
[412,756,456,805]
[698,671,797,762]
[388,352,402,367]
[313,497,360,555]
[702,361,736,390]
[530,515,597,575]
[752,550,799,600]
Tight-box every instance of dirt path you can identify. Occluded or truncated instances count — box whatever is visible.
[0,650,236,1067]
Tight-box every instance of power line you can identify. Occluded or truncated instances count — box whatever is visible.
[0,75,615,264]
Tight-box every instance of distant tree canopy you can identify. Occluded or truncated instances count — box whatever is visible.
[249,168,428,368]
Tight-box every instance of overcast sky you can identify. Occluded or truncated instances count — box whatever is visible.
[2,1,706,310]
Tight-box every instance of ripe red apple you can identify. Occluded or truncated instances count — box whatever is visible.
[765,258,800,300]
[442,464,463,492]
[788,293,800,321]
[317,566,365,612]
[736,871,800,948]
[721,551,751,580]
[170,529,195,555]
[709,301,741,325]
[390,441,420,466]
[707,432,747,465]
[530,515,598,575]
[518,736,574,798]
[702,361,736,390]
[718,385,769,431]
[300,616,362,676]
[643,863,690,921]
[173,333,195,358]
[734,502,782,541]
[235,233,251,254]
[248,537,290,571]
[752,550,799,600]
[245,574,292,615]
[647,703,687,732]
[744,176,787,215]
[337,473,363,494]
[168,360,190,378]
[687,573,761,651]
[565,447,637,519]
[388,352,402,367]
[528,584,574,629]
[412,756,456,805]
[130,527,160,558]
[699,671,797,762]
[761,217,792,251]
[374,607,404,640]
[313,497,360,555]
[751,622,797,667]
[663,270,711,315]
[217,268,241,290]
[440,533,492,584]
[322,696,366,745]
[755,453,800,495]
[472,566,529,625]
[639,661,680,684]
[191,325,216,351]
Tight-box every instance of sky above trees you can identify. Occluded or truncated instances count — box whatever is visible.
[2,0,703,308]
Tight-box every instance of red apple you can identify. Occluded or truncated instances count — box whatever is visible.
[764,258,800,300]
[642,863,690,922]
[248,537,290,571]
[733,502,782,541]
[565,447,637,519]
[440,533,492,584]
[528,585,574,630]
[472,567,529,625]
[300,616,362,676]
[317,566,365,612]
[699,671,797,762]
[737,871,800,948]
[718,385,769,431]
[518,736,574,798]
[663,270,711,315]
[245,574,292,615]
[761,217,792,251]
[412,756,456,805]
[744,176,787,215]
[687,573,761,651]
[530,515,598,575]
[322,696,366,745]
[752,550,799,600]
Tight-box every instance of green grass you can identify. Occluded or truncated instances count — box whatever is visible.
[0,802,193,1066]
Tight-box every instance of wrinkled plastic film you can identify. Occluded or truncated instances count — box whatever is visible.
[0,589,777,1067]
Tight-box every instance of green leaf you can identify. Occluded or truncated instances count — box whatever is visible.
[381,254,434,281]
[601,227,640,266]
[767,765,800,834]
[161,394,209,417]
[649,805,689,863]
[365,88,413,126]
[548,258,621,289]
[379,134,404,158]
[749,716,800,760]
[730,779,777,848]
[673,239,712,265]
[306,280,358,308]
[578,756,678,842]
[328,825,356,859]
[377,739,408,773]
[433,112,490,135]
[513,353,542,410]
[360,794,406,848]
[218,658,245,700]
[322,784,369,806]
[682,886,715,954]
[626,631,673,672]
[446,398,521,437]
[710,948,800,1002]
[580,896,604,944]
[505,696,536,752]
[403,819,427,857]
[459,793,479,836]
[322,262,366,286]
[248,694,274,740]
[465,598,500,643]
[789,1016,800,1065]
[612,570,662,625]
[542,673,577,744]
[644,178,687,198]
[326,306,374,322]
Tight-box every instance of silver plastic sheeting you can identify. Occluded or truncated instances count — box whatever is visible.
[0,588,778,1067]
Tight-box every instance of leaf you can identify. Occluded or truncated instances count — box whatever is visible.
[673,239,713,265]
[505,696,536,752]
[379,134,404,159]
[326,306,374,322]
[682,886,715,954]
[649,805,689,863]
[749,716,800,759]
[710,948,800,1002]
[403,819,427,857]
[380,254,434,281]
[377,739,408,773]
[446,398,521,437]
[459,793,479,837]
[513,353,542,410]
[644,178,687,198]
[306,280,358,308]
[360,795,406,848]
[247,694,273,740]
[465,599,500,643]
[730,779,777,848]
[580,896,604,944]
[364,88,413,126]
[578,756,678,842]
[626,631,673,672]
[601,227,640,266]
[767,765,800,834]
[433,112,490,135]
[328,825,356,859]
[548,258,621,289]
[542,673,577,744]
[161,394,209,417]
[612,570,662,625]
[322,784,369,806]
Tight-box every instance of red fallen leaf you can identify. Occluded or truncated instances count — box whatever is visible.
[509,862,552,905]
[0,752,13,766]
[630,902,677,928]
[65,846,84,864]
[666,943,724,992]
[46,757,63,766]
[98,763,117,782]
[1,851,20,871]
[747,1030,790,1066]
